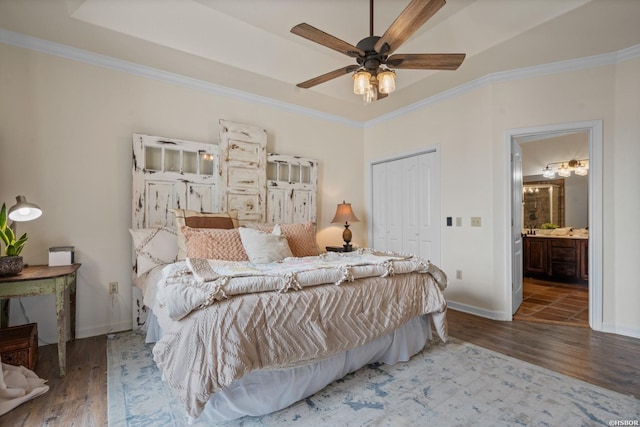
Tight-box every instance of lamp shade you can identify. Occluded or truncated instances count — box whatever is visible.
[557,163,571,178]
[574,161,588,176]
[8,195,42,222]
[331,201,359,225]
[377,70,396,94]
[353,70,371,95]
[542,166,555,178]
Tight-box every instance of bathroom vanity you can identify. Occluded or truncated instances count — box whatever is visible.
[523,235,588,284]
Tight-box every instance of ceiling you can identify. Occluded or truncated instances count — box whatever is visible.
[2,0,640,122]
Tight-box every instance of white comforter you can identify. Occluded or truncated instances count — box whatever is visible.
[156,249,447,320]
[152,250,448,418]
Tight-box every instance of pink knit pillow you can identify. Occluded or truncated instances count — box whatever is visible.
[182,227,248,261]
[246,222,320,257]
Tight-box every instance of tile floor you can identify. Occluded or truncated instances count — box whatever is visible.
[513,278,589,327]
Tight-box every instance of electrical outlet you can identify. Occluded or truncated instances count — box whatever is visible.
[456,270,462,280]
[109,282,118,294]
[471,217,482,227]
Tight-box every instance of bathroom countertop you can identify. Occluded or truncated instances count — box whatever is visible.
[523,233,588,239]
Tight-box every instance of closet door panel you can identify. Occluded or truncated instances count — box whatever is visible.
[386,160,404,253]
[402,156,420,255]
[371,163,388,251]
[418,152,440,263]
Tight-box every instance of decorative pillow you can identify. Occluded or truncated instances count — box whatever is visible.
[238,226,293,263]
[245,221,321,257]
[129,227,178,277]
[170,209,239,260]
[181,226,249,261]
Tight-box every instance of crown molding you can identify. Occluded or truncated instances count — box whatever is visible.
[2,29,639,129]
[365,44,640,128]
[0,29,363,129]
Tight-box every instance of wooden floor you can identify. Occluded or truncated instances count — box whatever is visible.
[448,309,640,400]
[514,278,589,327]
[1,335,107,427]
[3,310,639,426]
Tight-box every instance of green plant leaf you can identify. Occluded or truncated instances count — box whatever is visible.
[4,225,15,243]
[0,203,7,231]
[6,244,17,256]
[0,229,8,247]
[0,203,29,256]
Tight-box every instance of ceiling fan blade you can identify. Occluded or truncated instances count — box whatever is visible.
[387,53,465,70]
[296,65,360,89]
[291,23,365,58]
[377,91,388,101]
[374,0,446,55]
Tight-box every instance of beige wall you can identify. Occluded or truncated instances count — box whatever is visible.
[2,41,639,341]
[365,58,640,338]
[611,57,640,336]
[0,43,364,340]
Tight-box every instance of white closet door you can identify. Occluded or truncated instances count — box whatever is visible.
[371,150,440,261]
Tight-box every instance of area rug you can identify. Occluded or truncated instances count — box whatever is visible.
[108,330,640,426]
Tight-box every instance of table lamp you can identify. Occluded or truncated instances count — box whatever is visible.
[331,201,359,252]
[8,195,43,222]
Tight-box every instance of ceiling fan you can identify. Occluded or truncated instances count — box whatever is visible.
[291,0,465,102]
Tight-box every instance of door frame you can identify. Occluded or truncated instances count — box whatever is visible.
[504,120,603,330]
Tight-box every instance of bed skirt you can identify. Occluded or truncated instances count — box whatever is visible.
[145,312,435,423]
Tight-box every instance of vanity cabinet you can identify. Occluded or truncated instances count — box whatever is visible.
[523,236,588,284]
[523,237,547,275]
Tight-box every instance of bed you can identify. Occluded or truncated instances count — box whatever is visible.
[129,123,449,423]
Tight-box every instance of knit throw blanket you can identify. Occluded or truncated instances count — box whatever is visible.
[152,250,448,418]
[157,249,448,320]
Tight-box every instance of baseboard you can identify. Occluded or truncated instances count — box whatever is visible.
[77,320,132,339]
[600,322,640,340]
[447,300,511,321]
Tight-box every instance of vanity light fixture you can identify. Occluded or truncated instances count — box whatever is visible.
[542,159,589,178]
[542,165,556,178]
[574,161,588,176]
[557,163,571,178]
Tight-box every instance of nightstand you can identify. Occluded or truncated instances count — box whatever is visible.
[326,246,355,253]
[0,264,80,376]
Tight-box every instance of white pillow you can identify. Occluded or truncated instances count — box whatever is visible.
[238,226,293,263]
[129,227,178,276]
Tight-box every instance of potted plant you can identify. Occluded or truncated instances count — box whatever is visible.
[0,202,28,275]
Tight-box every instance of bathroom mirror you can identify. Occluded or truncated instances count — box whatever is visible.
[522,180,565,228]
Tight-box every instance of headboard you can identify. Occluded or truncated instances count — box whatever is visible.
[130,119,318,329]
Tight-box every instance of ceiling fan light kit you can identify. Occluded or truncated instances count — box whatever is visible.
[291,0,465,103]
[353,70,372,95]
[377,69,396,94]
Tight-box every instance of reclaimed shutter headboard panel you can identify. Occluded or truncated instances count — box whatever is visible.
[132,133,220,229]
[266,154,318,225]
[218,119,267,224]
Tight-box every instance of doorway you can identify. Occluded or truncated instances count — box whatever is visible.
[505,120,603,331]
